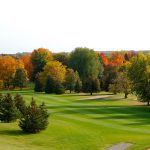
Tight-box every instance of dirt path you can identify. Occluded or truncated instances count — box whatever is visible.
[106,143,133,150]
[80,95,111,100]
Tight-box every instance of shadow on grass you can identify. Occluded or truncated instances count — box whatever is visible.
[48,104,150,126]
[0,129,29,136]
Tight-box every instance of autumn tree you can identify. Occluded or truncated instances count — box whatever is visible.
[39,61,66,86]
[128,53,150,105]
[31,48,53,80]
[21,54,33,80]
[69,47,101,81]
[0,56,24,88]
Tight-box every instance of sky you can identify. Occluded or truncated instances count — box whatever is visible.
[0,0,150,54]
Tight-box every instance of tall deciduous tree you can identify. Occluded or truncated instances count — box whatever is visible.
[69,47,101,81]
[39,61,66,86]
[31,48,53,80]
[21,54,33,80]
[0,56,24,88]
[83,78,100,95]
[64,69,79,93]
[53,52,69,67]
[109,72,130,98]
[128,53,150,105]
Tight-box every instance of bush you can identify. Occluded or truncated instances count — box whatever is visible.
[19,99,49,133]
[0,94,19,122]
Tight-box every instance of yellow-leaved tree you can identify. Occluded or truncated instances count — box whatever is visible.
[39,61,66,86]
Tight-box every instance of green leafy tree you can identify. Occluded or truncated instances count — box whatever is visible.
[53,52,69,66]
[75,78,82,93]
[83,78,100,95]
[128,53,150,105]
[69,47,101,81]
[101,65,118,91]
[31,48,53,80]
[13,68,28,89]
[64,69,79,93]
[0,94,19,122]
[109,72,130,98]
[19,99,49,133]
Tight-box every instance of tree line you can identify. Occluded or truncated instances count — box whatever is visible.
[0,48,150,105]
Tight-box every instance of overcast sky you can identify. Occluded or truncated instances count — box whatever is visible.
[0,0,150,54]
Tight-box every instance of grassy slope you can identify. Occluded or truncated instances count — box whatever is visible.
[0,90,150,150]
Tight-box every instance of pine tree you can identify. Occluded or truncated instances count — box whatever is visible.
[14,94,26,115]
[45,76,55,94]
[0,93,19,122]
[55,80,65,94]
[13,68,28,89]
[34,75,43,92]
[19,99,49,133]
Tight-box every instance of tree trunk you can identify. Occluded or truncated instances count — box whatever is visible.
[90,92,92,95]
[148,100,150,106]
[70,90,71,94]
[124,93,128,99]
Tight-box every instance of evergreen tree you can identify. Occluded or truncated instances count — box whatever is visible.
[0,93,19,122]
[19,99,49,133]
[13,68,28,89]
[14,94,26,115]
[34,75,43,92]
[55,80,65,94]
[45,76,55,94]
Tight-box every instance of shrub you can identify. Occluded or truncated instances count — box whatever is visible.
[19,99,49,133]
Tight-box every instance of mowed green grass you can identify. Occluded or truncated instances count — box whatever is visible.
[0,90,150,150]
